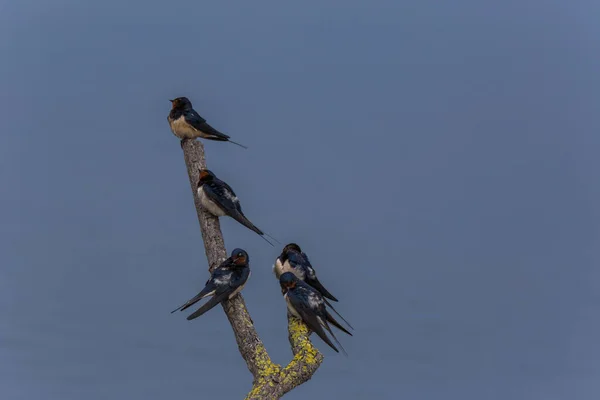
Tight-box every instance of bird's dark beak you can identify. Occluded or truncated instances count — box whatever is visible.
[169,99,175,102]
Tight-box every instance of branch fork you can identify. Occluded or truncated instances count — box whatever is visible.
[180,140,324,399]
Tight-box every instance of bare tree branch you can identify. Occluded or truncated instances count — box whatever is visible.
[180,139,324,399]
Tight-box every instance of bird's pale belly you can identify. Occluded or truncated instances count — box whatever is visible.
[169,116,201,139]
[274,260,305,280]
[285,295,301,318]
[273,259,284,278]
[198,188,226,216]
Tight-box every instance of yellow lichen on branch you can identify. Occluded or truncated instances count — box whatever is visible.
[245,316,324,399]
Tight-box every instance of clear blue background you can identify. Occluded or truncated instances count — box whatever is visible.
[1,1,599,399]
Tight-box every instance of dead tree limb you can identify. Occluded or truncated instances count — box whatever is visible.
[180,139,324,399]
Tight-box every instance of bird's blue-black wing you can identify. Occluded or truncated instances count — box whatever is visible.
[287,285,339,353]
[203,180,265,238]
[288,251,338,302]
[184,110,230,140]
[229,266,251,291]
[186,267,250,320]
[171,266,233,313]
[287,252,311,277]
[203,179,242,214]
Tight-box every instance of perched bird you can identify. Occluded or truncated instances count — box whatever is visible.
[167,96,247,149]
[197,169,277,246]
[274,243,353,329]
[172,248,251,320]
[274,243,338,301]
[280,272,352,354]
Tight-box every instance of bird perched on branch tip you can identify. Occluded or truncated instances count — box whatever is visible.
[168,96,247,149]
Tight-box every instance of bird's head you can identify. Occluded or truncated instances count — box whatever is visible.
[279,272,298,292]
[170,97,192,110]
[230,248,249,267]
[198,169,216,185]
[279,243,302,262]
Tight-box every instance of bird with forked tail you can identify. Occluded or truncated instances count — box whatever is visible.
[197,169,278,246]
[172,248,251,320]
[274,243,353,330]
[280,272,352,355]
[167,96,247,149]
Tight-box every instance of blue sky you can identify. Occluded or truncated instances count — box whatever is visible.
[1,1,600,399]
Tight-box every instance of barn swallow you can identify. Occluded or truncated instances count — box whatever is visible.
[280,272,352,354]
[197,169,278,246]
[274,243,353,329]
[171,248,251,320]
[167,97,247,149]
[274,243,338,301]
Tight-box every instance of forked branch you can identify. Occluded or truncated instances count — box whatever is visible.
[180,140,323,399]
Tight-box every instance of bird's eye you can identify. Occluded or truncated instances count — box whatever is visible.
[238,253,244,257]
